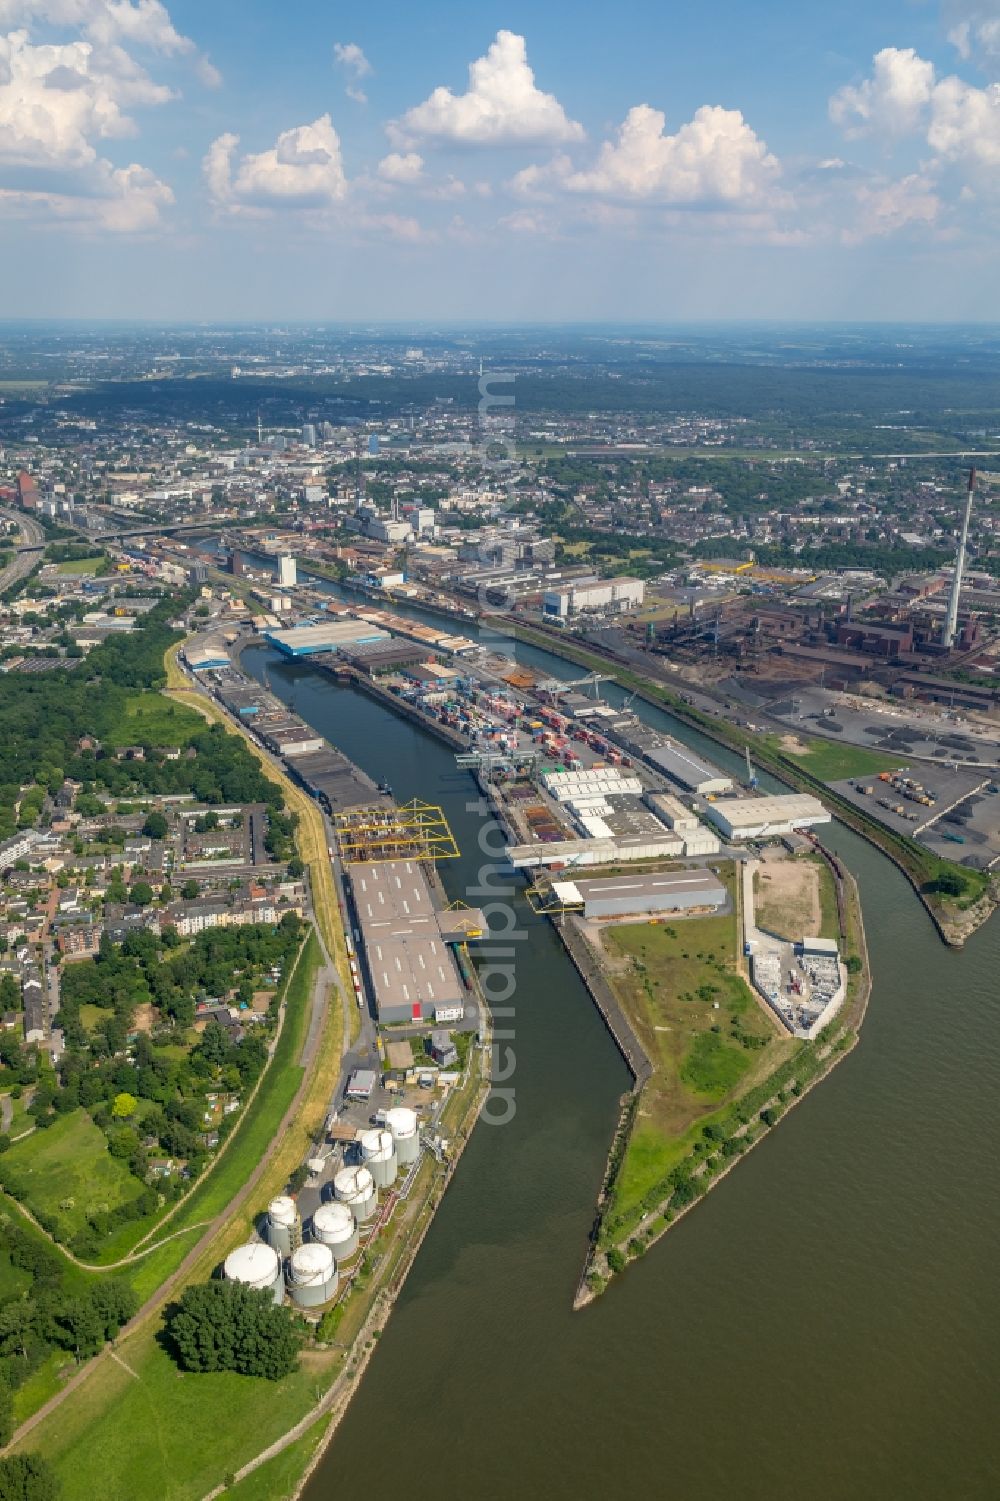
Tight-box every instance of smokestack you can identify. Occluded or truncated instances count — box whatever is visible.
[943,468,976,650]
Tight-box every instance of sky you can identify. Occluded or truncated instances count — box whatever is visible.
[5,0,1000,321]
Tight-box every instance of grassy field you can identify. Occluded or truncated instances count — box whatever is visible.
[0,1110,147,1244]
[102,690,206,750]
[0,1246,30,1300]
[224,1419,329,1501]
[601,879,797,1221]
[36,1340,330,1501]
[770,734,903,782]
[55,557,105,576]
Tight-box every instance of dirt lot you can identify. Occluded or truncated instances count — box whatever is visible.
[754,856,820,941]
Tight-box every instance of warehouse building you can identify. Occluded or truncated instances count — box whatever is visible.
[551,870,727,919]
[349,859,468,1024]
[644,790,700,831]
[706,794,830,841]
[260,722,325,757]
[264,620,391,657]
[506,832,685,869]
[639,740,733,796]
[337,638,430,675]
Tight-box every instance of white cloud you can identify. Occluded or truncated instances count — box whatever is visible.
[830,47,935,136]
[377,150,423,183]
[0,0,219,80]
[389,30,583,148]
[845,173,941,241]
[333,40,370,104]
[947,2,1000,69]
[0,159,172,230]
[831,45,1000,180]
[513,103,781,208]
[0,27,173,227]
[927,72,1000,166]
[204,114,348,213]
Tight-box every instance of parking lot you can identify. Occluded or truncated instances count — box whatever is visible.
[829,773,1000,867]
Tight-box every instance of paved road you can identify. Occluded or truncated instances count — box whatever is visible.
[0,507,44,593]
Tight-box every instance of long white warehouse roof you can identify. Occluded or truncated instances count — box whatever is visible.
[706,794,830,833]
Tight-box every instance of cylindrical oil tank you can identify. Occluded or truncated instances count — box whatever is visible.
[223,1242,283,1305]
[333,1164,377,1222]
[286,1242,338,1309]
[360,1128,398,1190]
[385,1106,420,1167]
[311,1201,359,1260]
[266,1194,299,1256]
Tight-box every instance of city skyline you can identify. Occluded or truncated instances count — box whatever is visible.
[5,0,1000,320]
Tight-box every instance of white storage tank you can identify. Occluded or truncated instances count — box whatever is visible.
[385,1106,420,1167]
[311,1201,359,1260]
[266,1195,299,1256]
[223,1242,284,1306]
[287,1242,338,1309]
[360,1128,398,1190]
[333,1164,377,1222]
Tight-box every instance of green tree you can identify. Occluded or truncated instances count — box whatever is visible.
[129,882,154,907]
[167,1281,299,1379]
[0,1453,61,1501]
[142,811,168,839]
[111,1091,138,1119]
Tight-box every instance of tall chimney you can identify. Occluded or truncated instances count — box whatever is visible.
[942,467,975,651]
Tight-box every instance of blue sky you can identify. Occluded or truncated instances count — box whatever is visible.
[3,0,1000,320]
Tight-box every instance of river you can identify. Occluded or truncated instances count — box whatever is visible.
[236,574,1000,1501]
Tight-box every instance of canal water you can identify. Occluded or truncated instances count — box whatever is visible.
[238,595,1000,1501]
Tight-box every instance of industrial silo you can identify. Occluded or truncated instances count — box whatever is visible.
[311,1200,359,1260]
[333,1163,377,1222]
[286,1242,338,1309]
[385,1106,420,1167]
[223,1242,284,1306]
[360,1128,398,1190]
[265,1195,300,1256]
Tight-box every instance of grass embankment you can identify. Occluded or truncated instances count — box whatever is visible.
[508,621,992,929]
[598,870,797,1232]
[164,641,355,1019]
[223,1420,329,1501]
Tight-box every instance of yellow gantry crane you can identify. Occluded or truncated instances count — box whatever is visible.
[332,798,460,863]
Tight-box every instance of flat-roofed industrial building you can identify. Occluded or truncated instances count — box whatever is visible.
[552,869,727,919]
[349,859,468,1024]
[264,621,391,657]
[641,741,733,796]
[706,794,830,841]
[644,790,700,831]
